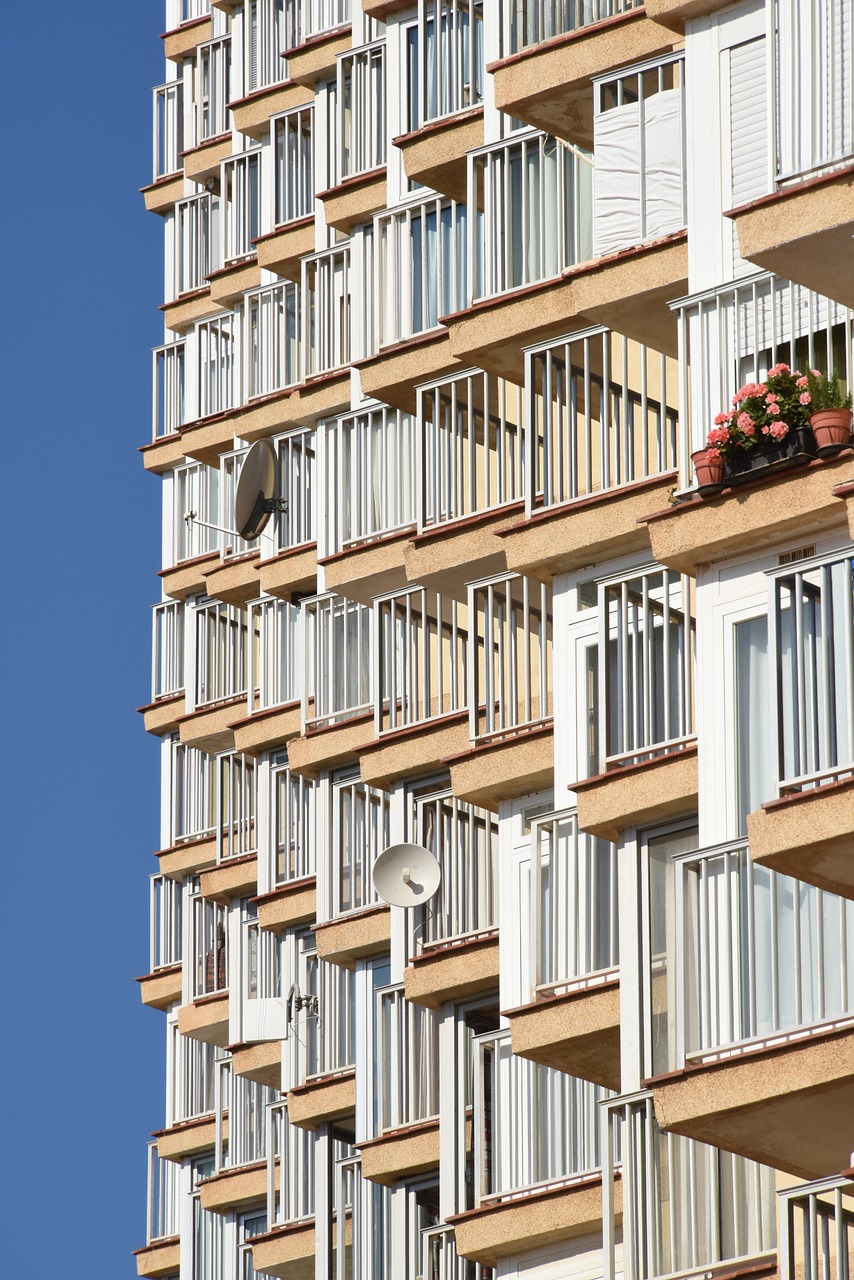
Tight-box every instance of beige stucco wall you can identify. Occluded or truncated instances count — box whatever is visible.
[574,746,698,842]
[287,1070,357,1129]
[509,984,622,1091]
[748,779,854,900]
[404,933,500,1009]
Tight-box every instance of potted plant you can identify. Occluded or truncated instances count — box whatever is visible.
[691,445,725,495]
[701,362,816,488]
[805,368,853,457]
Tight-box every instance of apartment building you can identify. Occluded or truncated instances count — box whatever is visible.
[134,1,854,1278]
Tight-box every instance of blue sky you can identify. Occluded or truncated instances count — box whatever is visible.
[2,5,169,1270]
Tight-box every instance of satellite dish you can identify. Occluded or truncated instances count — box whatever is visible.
[373,843,442,908]
[235,439,277,541]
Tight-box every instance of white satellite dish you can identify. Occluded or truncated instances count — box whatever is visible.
[373,843,442,908]
[234,439,281,541]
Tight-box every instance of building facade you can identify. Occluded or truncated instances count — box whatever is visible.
[135,2,854,1279]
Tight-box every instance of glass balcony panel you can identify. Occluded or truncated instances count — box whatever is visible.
[418,370,525,529]
[469,574,552,743]
[776,0,854,183]
[218,448,257,560]
[303,594,373,729]
[407,0,484,130]
[501,0,643,55]
[297,0,349,41]
[324,407,415,554]
[376,196,467,346]
[275,105,314,225]
[267,1100,315,1227]
[318,957,355,1073]
[412,787,497,945]
[375,587,467,734]
[527,327,679,513]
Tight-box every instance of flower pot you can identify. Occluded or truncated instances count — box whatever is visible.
[810,408,853,458]
[692,448,725,496]
[725,426,816,483]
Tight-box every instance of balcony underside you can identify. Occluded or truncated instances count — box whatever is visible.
[355,330,462,414]
[358,1119,440,1186]
[443,235,687,384]
[230,80,313,140]
[156,1113,223,1162]
[451,1175,614,1266]
[644,452,853,577]
[142,172,185,216]
[256,877,318,932]
[134,1236,181,1279]
[257,544,317,600]
[318,168,387,234]
[507,982,621,1092]
[230,1037,283,1089]
[489,11,677,149]
[394,108,484,205]
[255,218,316,281]
[200,853,258,904]
[141,431,190,475]
[499,474,678,584]
[200,1161,268,1214]
[728,166,854,311]
[573,745,698,842]
[231,703,301,756]
[403,505,523,601]
[404,931,499,1010]
[178,697,243,751]
[183,133,232,185]
[358,712,472,791]
[646,0,753,34]
[321,528,412,605]
[287,712,375,778]
[177,992,230,1046]
[251,1220,315,1280]
[138,963,183,1011]
[239,371,351,442]
[747,778,854,901]
[313,905,390,969]
[287,1069,356,1130]
[447,723,554,812]
[652,1024,854,1180]
[202,552,261,604]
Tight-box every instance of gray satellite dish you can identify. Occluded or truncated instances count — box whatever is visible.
[373,843,442,908]
[235,439,278,541]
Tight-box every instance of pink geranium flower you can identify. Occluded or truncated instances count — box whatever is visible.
[769,421,789,441]
[799,392,811,404]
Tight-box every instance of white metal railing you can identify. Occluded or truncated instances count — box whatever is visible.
[375,587,467,735]
[171,1027,217,1122]
[322,407,415,555]
[193,35,231,144]
[406,0,484,130]
[168,0,211,25]
[317,956,355,1074]
[769,550,854,794]
[302,594,372,730]
[153,80,183,179]
[779,1177,854,1280]
[176,193,221,295]
[245,280,301,399]
[332,775,389,915]
[196,314,237,420]
[302,246,350,377]
[223,150,263,264]
[245,0,289,93]
[378,987,440,1131]
[526,327,679,515]
[153,341,185,439]
[146,1142,180,1244]
[169,740,216,844]
[152,601,184,701]
[150,874,183,972]
[596,565,694,769]
[248,597,300,714]
[413,788,497,946]
[603,1094,776,1280]
[215,1060,273,1171]
[420,1226,493,1280]
[267,1100,315,1228]
[271,756,316,885]
[275,105,314,225]
[329,42,386,184]
[218,449,254,560]
[674,272,854,489]
[418,369,525,531]
[501,0,642,53]
[469,574,552,742]
[529,809,618,997]
[470,131,592,301]
[173,462,218,564]
[669,840,854,1068]
[475,1030,605,1201]
[276,428,316,550]
[192,1158,225,1280]
[592,55,687,259]
[244,900,282,1001]
[195,601,250,708]
[192,894,228,998]
[774,0,854,184]
[288,0,349,45]
[217,752,256,862]
[375,195,467,346]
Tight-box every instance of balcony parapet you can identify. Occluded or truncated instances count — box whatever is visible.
[141,172,186,216]
[254,877,318,932]
[229,80,314,139]
[183,131,232,185]
[358,1118,440,1187]
[393,107,484,205]
[506,977,621,1092]
[358,711,472,792]
[155,1112,222,1162]
[747,777,854,901]
[318,167,388,234]
[201,551,261,605]
[139,692,184,738]
[157,832,217,879]
[404,930,499,1010]
[645,0,738,34]
[255,218,316,282]
[284,25,352,87]
[177,693,244,752]
[229,1037,282,1089]
[321,526,413,606]
[200,1159,268,1214]
[177,990,231,1046]
[404,504,523,601]
[162,15,212,62]
[572,742,698,842]
[355,330,462,414]
[250,1219,315,1280]
[447,722,554,812]
[287,1068,356,1129]
[134,1235,181,1279]
[287,711,375,779]
[137,963,183,1011]
[199,851,259,904]
[314,903,390,968]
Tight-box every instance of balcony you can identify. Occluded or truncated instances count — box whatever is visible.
[727,4,854,308]
[252,1100,315,1278]
[230,81,313,141]
[603,1095,776,1280]
[284,1,351,87]
[319,41,387,233]
[498,326,679,582]
[230,1038,282,1089]
[506,810,621,1090]
[141,601,185,737]
[177,600,250,751]
[139,874,184,1010]
[451,1031,608,1265]
[644,0,734,31]
[148,80,184,216]
[490,2,676,149]
[778,1177,854,1280]
[649,838,854,1179]
[256,428,318,600]
[164,8,213,62]
[231,597,301,755]
[134,1145,181,1278]
[288,1069,356,1129]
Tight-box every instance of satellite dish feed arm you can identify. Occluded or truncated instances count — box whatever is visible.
[183,510,244,540]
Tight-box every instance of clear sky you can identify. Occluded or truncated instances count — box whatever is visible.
[2,5,171,1271]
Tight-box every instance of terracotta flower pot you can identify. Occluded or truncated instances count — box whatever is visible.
[810,408,853,458]
[692,448,725,496]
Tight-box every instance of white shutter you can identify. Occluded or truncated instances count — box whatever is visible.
[728,36,767,274]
